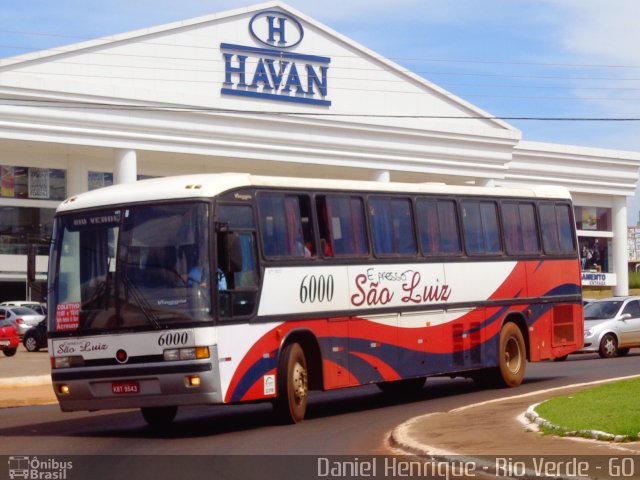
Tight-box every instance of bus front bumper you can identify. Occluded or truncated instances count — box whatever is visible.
[51,359,224,412]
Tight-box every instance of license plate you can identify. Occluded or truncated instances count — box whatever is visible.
[0,340,9,346]
[112,381,140,394]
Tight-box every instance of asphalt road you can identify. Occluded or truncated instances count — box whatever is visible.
[1,351,640,456]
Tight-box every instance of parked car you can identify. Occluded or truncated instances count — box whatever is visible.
[0,324,19,356]
[0,307,45,338]
[22,319,47,352]
[0,301,47,316]
[579,296,640,358]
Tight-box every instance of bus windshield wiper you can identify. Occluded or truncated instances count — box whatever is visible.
[121,270,162,329]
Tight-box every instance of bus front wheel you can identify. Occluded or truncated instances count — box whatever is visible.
[141,406,178,428]
[274,342,308,424]
[493,322,527,388]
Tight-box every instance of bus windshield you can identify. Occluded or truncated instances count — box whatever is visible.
[49,202,212,333]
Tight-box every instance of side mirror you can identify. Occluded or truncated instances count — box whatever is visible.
[619,313,632,321]
[221,232,243,274]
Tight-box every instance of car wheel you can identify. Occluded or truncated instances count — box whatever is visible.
[2,347,17,357]
[598,333,618,358]
[24,335,39,352]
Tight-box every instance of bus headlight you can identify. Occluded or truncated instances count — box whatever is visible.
[163,347,210,361]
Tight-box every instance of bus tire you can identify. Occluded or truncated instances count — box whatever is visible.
[377,377,426,395]
[494,322,527,388]
[141,406,178,428]
[274,342,308,424]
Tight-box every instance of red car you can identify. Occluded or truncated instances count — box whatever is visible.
[0,324,19,356]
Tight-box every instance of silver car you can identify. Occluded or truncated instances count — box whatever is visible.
[580,296,640,358]
[0,307,45,338]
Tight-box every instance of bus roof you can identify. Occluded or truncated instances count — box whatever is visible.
[56,173,572,212]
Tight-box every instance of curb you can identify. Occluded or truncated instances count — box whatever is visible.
[525,402,638,443]
[0,375,51,388]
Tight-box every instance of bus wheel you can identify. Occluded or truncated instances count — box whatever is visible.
[141,406,178,428]
[494,322,526,388]
[599,334,618,358]
[274,342,308,424]
[377,377,426,395]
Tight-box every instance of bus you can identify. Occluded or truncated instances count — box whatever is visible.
[47,173,583,426]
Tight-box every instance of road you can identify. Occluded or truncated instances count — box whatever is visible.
[1,351,639,456]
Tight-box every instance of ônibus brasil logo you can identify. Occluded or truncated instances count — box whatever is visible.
[8,456,73,480]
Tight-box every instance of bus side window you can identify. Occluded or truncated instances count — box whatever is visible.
[502,201,540,255]
[417,198,461,255]
[316,195,369,257]
[369,196,417,256]
[461,200,502,255]
[258,193,315,258]
[539,202,576,255]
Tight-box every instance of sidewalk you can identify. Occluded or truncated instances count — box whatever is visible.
[391,377,640,457]
[0,348,56,408]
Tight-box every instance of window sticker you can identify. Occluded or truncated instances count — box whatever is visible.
[56,302,80,331]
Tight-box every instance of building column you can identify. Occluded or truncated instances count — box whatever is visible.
[114,149,137,184]
[370,170,390,182]
[66,157,88,197]
[476,178,495,187]
[612,195,629,296]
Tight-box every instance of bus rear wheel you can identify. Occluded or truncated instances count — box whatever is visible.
[492,322,527,388]
[274,342,308,424]
[141,406,178,428]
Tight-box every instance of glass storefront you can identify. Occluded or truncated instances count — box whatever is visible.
[579,237,611,273]
[575,205,613,277]
[0,206,55,255]
[0,166,66,256]
[1,166,66,200]
[574,206,611,232]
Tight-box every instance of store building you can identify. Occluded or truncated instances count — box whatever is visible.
[0,1,639,300]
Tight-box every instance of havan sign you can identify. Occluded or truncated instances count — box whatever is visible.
[221,10,331,106]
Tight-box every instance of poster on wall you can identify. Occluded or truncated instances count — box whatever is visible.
[28,168,50,199]
[581,207,597,230]
[1,166,14,197]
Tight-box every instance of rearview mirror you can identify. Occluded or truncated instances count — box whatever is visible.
[220,232,243,274]
[619,313,632,321]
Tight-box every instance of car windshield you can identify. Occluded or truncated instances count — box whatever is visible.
[10,307,39,316]
[48,202,212,334]
[583,300,623,320]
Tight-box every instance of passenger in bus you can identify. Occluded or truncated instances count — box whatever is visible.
[182,266,227,290]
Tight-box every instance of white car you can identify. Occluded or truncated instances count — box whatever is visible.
[0,301,47,316]
[580,296,640,358]
[0,306,45,337]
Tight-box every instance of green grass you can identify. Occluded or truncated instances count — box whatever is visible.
[535,379,640,438]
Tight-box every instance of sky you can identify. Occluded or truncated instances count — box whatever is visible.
[2,0,640,220]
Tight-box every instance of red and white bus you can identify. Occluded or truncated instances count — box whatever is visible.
[48,173,583,426]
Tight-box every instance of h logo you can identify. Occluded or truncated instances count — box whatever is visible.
[249,10,304,49]
[267,15,287,45]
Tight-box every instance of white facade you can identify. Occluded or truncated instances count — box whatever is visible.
[0,1,639,297]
